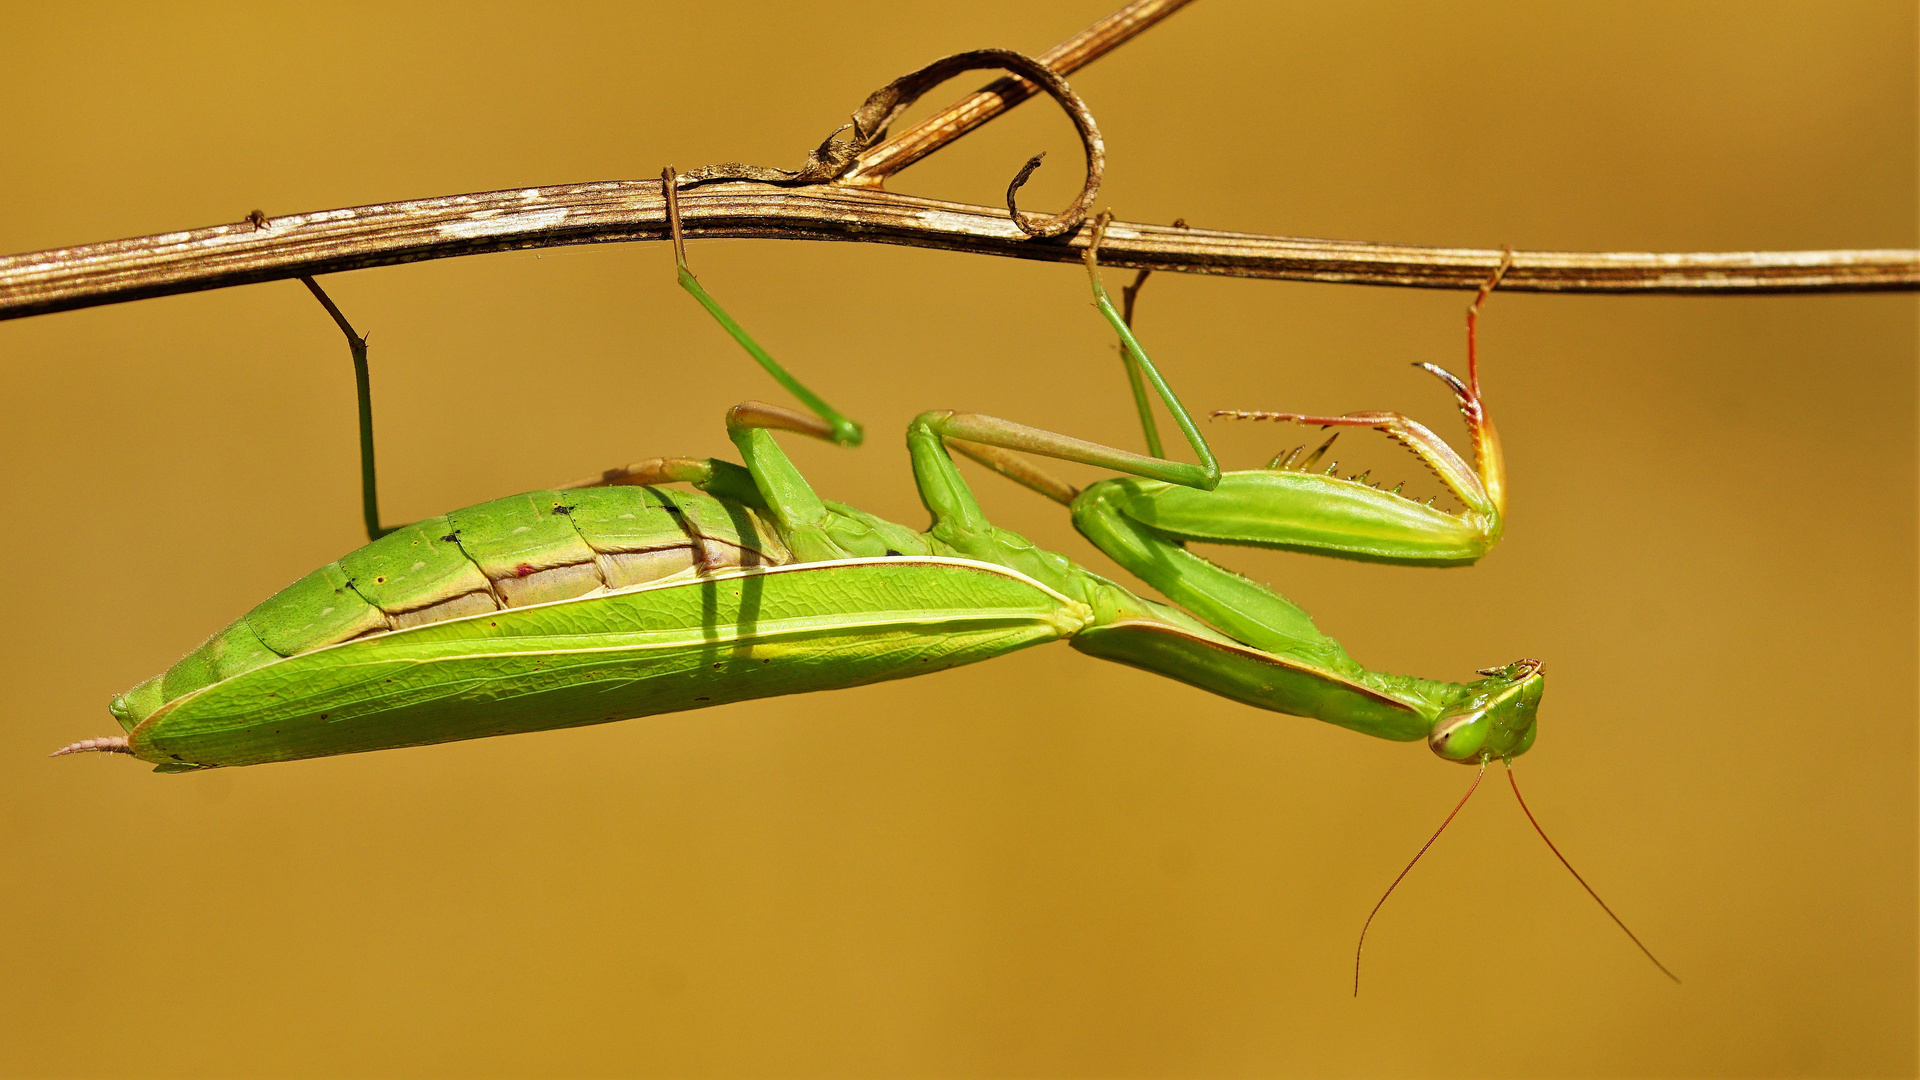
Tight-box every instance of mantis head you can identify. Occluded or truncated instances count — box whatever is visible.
[1428,658,1544,764]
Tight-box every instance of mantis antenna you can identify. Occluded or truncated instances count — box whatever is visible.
[1354,760,1487,996]
[1351,759,1681,996]
[1505,762,1681,984]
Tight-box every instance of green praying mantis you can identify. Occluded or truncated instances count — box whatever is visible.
[53,171,1673,991]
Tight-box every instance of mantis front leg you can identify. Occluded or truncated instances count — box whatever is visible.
[1016,220,1512,568]
[1136,251,1515,566]
[955,226,1512,568]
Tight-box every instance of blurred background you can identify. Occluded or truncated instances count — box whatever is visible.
[2,2,1913,1076]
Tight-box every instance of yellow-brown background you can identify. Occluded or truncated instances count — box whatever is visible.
[2,3,1913,1076]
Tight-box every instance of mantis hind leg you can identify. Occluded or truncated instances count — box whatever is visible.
[662,167,863,448]
[301,275,403,543]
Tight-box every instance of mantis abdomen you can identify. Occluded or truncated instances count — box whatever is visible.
[115,557,1088,771]
[110,486,792,736]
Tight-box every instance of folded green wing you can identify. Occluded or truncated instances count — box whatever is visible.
[131,558,1090,769]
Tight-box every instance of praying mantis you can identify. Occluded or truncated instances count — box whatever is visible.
[51,171,1672,990]
[56,180,1539,774]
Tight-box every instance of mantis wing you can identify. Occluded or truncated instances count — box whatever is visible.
[131,558,1090,770]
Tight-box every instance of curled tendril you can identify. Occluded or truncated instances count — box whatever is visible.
[679,47,1104,240]
[1006,152,1051,237]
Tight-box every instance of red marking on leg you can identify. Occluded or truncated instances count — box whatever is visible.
[1465,249,1513,401]
[1213,410,1395,428]
[514,563,536,578]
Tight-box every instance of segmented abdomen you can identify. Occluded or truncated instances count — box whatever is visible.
[109,486,789,730]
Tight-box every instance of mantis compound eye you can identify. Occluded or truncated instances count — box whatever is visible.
[1429,708,1491,762]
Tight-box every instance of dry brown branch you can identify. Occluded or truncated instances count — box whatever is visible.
[0,0,1913,322]
[4,180,1912,321]
[676,47,1107,240]
[843,0,1197,185]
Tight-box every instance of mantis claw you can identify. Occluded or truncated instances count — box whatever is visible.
[1414,360,1471,401]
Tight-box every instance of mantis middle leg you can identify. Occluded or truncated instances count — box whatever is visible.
[299,167,870,544]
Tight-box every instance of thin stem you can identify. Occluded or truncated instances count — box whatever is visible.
[6,184,1909,321]
[2,0,1913,317]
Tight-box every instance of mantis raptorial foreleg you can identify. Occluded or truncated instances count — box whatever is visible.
[960,241,1518,572]
[934,228,1542,743]
[1206,250,1513,551]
